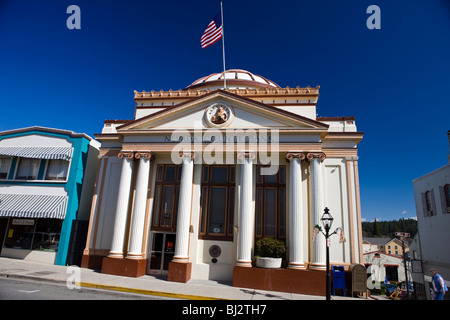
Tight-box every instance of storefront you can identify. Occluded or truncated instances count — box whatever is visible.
[0,126,99,265]
[82,70,364,291]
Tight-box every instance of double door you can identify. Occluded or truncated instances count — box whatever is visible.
[148,232,176,275]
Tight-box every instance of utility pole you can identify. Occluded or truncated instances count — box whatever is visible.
[395,232,410,299]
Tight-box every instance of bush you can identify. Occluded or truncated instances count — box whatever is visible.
[255,238,286,258]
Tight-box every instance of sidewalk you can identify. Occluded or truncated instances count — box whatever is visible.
[0,257,371,300]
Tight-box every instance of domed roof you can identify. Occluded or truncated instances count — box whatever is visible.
[186,69,280,90]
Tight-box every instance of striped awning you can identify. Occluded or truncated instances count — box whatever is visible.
[0,146,73,161]
[0,193,68,219]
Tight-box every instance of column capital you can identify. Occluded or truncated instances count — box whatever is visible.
[118,151,135,160]
[306,152,326,162]
[286,152,306,161]
[237,151,256,161]
[178,151,195,160]
[135,151,154,160]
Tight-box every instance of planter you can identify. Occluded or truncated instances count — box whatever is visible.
[256,257,282,269]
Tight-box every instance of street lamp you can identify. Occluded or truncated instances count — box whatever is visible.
[321,207,334,230]
[314,207,344,300]
[321,207,333,301]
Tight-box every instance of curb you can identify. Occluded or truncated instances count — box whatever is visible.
[79,282,225,300]
[0,273,66,285]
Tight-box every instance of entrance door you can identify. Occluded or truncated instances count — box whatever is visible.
[148,232,176,275]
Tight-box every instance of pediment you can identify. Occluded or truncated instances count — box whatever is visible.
[118,90,328,132]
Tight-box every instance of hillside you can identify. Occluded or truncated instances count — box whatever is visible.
[362,218,418,238]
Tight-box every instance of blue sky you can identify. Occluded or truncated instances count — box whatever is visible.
[1,0,449,222]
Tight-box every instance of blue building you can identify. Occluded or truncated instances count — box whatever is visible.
[0,126,99,266]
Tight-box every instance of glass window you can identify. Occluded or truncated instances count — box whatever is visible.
[199,165,235,240]
[255,165,286,241]
[45,159,69,181]
[264,188,277,236]
[211,166,228,183]
[445,184,450,213]
[0,156,12,179]
[3,218,62,252]
[164,165,176,182]
[151,164,181,231]
[160,186,175,227]
[425,191,434,216]
[208,187,227,234]
[16,158,40,180]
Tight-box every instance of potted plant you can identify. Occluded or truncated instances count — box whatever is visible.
[255,238,286,268]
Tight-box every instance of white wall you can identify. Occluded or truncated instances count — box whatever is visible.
[0,134,72,148]
[413,165,450,267]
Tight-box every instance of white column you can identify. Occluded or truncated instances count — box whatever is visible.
[108,152,134,258]
[127,152,152,259]
[286,153,306,269]
[307,152,326,269]
[236,151,255,267]
[173,151,195,263]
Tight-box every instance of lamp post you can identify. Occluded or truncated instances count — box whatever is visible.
[314,207,344,300]
[321,207,334,301]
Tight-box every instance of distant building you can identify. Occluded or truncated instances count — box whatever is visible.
[363,237,409,256]
[364,251,410,283]
[0,126,99,266]
[411,130,450,299]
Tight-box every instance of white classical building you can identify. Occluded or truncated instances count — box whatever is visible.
[411,131,450,299]
[82,70,364,291]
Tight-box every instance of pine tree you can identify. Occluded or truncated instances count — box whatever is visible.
[373,218,382,237]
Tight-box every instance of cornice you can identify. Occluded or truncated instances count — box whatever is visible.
[134,86,320,101]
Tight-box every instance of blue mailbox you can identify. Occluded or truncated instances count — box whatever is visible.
[332,265,346,296]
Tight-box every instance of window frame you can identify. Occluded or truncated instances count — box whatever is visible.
[199,165,236,241]
[0,156,12,180]
[151,164,181,232]
[14,157,42,181]
[424,190,435,217]
[44,159,70,181]
[255,165,286,241]
[444,184,450,214]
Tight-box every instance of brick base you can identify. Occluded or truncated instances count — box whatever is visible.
[233,267,327,296]
[81,254,104,270]
[101,257,147,278]
[168,262,192,283]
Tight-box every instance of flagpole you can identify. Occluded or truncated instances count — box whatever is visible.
[221,1,226,89]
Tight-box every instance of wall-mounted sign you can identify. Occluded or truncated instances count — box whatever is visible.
[12,219,35,226]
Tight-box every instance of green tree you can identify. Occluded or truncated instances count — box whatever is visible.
[373,218,382,237]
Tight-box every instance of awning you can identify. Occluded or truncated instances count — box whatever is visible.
[0,193,68,219]
[0,146,73,161]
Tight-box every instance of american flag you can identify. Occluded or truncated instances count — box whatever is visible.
[201,11,223,49]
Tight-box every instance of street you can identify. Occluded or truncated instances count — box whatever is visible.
[0,277,180,300]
